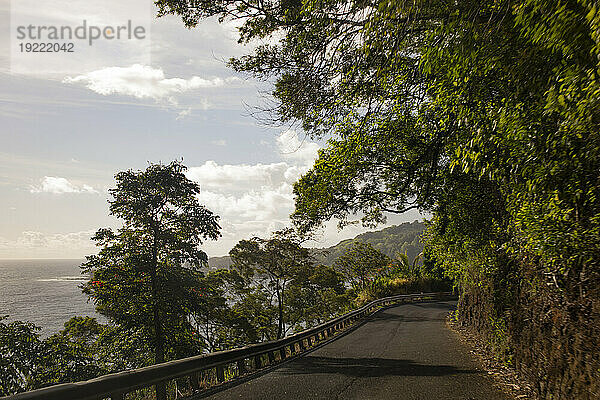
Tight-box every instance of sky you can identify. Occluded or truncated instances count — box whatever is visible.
[0,0,423,259]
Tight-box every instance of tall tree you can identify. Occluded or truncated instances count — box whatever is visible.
[82,161,220,400]
[286,264,349,329]
[229,230,311,339]
[157,0,599,278]
[187,269,255,352]
[333,242,391,290]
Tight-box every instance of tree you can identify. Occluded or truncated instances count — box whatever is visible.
[229,229,312,339]
[31,317,105,389]
[188,269,255,351]
[231,286,279,342]
[158,0,599,279]
[286,264,349,329]
[82,161,220,400]
[333,242,391,290]
[0,317,41,396]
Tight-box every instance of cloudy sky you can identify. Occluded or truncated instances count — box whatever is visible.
[0,0,422,259]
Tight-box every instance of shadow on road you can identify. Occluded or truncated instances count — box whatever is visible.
[370,310,445,323]
[411,301,457,311]
[277,356,479,378]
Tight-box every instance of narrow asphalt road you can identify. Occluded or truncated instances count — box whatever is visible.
[204,301,511,400]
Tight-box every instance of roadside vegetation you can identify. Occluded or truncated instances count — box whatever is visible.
[157,0,597,398]
[0,162,443,397]
[2,0,598,399]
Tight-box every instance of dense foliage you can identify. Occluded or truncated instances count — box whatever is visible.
[159,0,600,397]
[0,317,40,396]
[333,242,390,290]
[0,316,120,396]
[82,161,221,372]
[231,229,325,338]
[4,164,436,396]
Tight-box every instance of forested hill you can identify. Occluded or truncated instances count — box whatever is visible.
[311,221,425,266]
[207,221,425,269]
[207,255,234,269]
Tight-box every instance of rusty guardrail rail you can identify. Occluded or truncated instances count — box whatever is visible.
[4,292,455,400]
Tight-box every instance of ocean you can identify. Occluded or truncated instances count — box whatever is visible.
[0,259,104,337]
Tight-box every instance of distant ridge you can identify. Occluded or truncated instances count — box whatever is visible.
[208,221,425,269]
[207,255,234,269]
[311,220,425,266]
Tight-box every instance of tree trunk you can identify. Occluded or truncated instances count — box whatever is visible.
[151,228,167,400]
[276,283,284,339]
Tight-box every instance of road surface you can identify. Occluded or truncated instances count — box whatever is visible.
[203,300,510,400]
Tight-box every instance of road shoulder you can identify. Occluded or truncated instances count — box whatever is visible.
[447,318,535,399]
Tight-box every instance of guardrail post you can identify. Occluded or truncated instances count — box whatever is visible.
[254,354,262,369]
[190,371,200,391]
[279,347,286,360]
[237,359,246,375]
[299,339,306,351]
[268,351,276,364]
[216,365,225,382]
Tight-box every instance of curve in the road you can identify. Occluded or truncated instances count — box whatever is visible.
[202,300,510,400]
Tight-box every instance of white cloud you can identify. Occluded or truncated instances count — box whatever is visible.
[185,131,321,237]
[63,64,242,102]
[276,130,320,165]
[0,230,97,258]
[187,161,291,191]
[176,108,192,120]
[30,176,98,194]
[183,131,425,256]
[197,184,295,220]
[185,137,318,250]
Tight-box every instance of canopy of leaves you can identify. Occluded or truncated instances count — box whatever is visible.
[82,161,221,363]
[159,0,600,291]
[0,317,40,396]
[229,229,313,338]
[333,242,391,290]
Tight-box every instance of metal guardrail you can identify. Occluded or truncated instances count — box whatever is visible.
[4,292,455,400]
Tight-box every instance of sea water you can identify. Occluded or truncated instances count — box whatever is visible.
[0,259,103,337]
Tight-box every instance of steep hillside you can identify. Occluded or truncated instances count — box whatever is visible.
[312,221,425,266]
[208,221,425,268]
[207,255,234,270]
